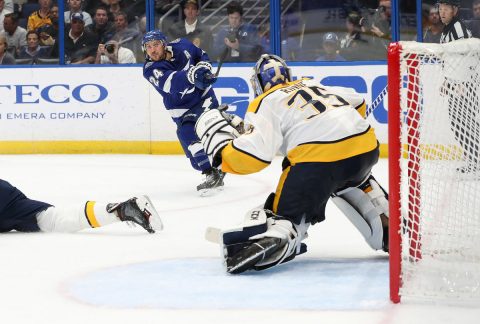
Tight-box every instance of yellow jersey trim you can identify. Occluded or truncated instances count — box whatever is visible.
[85,201,100,228]
[287,128,378,164]
[273,166,291,213]
[221,142,270,175]
[355,101,367,118]
[247,79,306,114]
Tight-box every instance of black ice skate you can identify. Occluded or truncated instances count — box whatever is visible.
[197,168,225,196]
[107,196,163,233]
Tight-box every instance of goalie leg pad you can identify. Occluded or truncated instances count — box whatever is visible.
[332,175,389,251]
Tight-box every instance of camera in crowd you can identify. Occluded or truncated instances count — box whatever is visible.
[105,43,116,54]
[226,28,238,42]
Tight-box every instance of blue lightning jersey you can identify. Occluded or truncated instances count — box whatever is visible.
[143,38,218,123]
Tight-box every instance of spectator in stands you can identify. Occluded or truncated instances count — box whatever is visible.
[94,39,135,64]
[167,0,212,53]
[0,34,15,64]
[370,0,391,38]
[469,0,480,37]
[473,0,480,18]
[340,12,369,60]
[18,30,50,60]
[64,0,93,26]
[213,1,261,62]
[107,0,122,20]
[361,0,391,59]
[64,12,98,64]
[2,13,27,56]
[0,0,13,34]
[316,32,345,62]
[86,5,115,44]
[37,23,55,45]
[112,11,140,55]
[27,0,52,31]
[423,6,443,43]
[49,4,58,35]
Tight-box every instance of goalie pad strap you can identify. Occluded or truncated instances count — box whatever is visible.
[222,208,268,245]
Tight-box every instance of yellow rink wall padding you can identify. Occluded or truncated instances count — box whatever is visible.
[0,141,388,158]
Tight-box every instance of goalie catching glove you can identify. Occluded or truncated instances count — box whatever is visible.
[208,207,308,274]
[194,107,243,167]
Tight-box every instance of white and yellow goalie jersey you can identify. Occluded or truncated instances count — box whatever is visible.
[220,78,378,175]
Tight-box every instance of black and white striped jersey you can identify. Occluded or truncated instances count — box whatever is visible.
[440,17,472,43]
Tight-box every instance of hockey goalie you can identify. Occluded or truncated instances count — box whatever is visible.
[194,54,389,273]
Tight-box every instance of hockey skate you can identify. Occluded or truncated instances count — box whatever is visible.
[107,196,163,233]
[197,168,225,196]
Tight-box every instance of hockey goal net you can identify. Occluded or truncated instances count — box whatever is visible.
[388,39,480,304]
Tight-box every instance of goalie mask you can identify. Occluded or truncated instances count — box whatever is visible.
[142,30,167,60]
[251,54,292,97]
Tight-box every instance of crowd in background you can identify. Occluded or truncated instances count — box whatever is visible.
[1,0,479,65]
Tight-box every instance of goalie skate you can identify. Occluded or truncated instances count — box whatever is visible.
[226,237,282,274]
[107,195,163,233]
[197,168,225,196]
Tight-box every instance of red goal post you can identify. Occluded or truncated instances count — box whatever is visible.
[388,39,480,305]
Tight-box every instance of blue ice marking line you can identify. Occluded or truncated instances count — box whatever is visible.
[67,258,389,310]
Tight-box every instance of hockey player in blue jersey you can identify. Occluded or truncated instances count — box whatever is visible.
[0,179,163,233]
[142,30,225,195]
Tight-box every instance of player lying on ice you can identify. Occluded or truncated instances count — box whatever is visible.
[194,54,389,273]
[0,179,163,233]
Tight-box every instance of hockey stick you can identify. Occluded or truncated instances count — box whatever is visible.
[213,46,229,77]
[366,84,388,117]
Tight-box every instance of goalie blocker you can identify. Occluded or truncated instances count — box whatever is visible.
[194,106,244,167]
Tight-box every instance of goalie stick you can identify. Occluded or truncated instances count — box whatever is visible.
[366,85,388,117]
[205,226,221,243]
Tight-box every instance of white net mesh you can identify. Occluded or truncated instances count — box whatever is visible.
[398,39,480,304]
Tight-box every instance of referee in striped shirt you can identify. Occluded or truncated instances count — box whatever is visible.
[438,0,472,43]
[438,0,478,174]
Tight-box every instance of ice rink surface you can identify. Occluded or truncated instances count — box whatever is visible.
[1,154,479,324]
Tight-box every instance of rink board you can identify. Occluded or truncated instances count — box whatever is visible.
[0,63,387,154]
